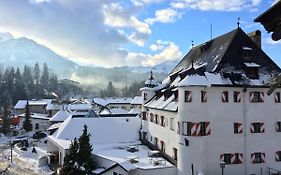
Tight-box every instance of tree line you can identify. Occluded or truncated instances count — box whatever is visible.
[0,63,86,109]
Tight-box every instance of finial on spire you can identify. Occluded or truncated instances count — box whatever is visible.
[237,17,240,28]
[191,40,194,48]
[150,70,154,80]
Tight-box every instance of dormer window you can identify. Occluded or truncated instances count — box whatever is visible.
[242,47,253,62]
[244,63,260,79]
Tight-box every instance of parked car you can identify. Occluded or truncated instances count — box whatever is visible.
[32,131,47,139]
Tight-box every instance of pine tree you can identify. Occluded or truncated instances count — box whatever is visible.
[33,63,40,86]
[78,125,96,174]
[23,65,33,98]
[13,68,27,104]
[49,74,58,92]
[1,102,10,135]
[22,100,32,132]
[60,138,80,175]
[40,63,49,90]
[106,81,116,97]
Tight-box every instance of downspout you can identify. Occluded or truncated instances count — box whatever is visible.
[243,87,247,175]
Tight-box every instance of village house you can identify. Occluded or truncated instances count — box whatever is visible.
[140,27,281,175]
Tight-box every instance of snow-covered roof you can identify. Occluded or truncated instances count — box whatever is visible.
[67,103,92,110]
[18,113,49,120]
[46,102,61,111]
[95,142,174,170]
[144,94,178,112]
[47,123,62,131]
[100,108,129,115]
[129,108,140,114]
[49,109,72,122]
[107,98,133,105]
[130,96,142,105]
[49,115,141,149]
[93,98,109,106]
[14,99,52,109]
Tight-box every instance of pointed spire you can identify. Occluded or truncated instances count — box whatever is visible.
[191,60,194,68]
[149,70,154,80]
[237,17,240,28]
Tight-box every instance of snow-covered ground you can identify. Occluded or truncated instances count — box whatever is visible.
[0,133,54,175]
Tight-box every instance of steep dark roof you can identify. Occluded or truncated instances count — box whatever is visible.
[169,28,281,76]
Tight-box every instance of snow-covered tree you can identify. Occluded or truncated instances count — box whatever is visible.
[60,138,80,175]
[78,125,96,174]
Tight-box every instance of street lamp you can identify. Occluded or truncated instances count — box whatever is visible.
[220,161,225,175]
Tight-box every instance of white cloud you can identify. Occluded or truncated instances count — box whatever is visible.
[170,0,262,11]
[150,44,164,51]
[145,8,180,25]
[126,41,182,66]
[265,37,281,45]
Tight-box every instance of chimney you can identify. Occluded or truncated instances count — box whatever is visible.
[247,30,261,48]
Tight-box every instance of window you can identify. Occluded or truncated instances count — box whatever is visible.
[251,152,265,164]
[177,122,181,134]
[250,92,264,103]
[170,118,175,131]
[160,140,165,152]
[113,172,117,175]
[233,91,241,103]
[142,112,147,120]
[222,91,229,102]
[251,122,264,133]
[276,151,281,162]
[233,153,242,164]
[155,114,159,124]
[154,137,158,147]
[160,116,165,127]
[150,113,154,122]
[234,123,242,134]
[201,91,207,103]
[144,93,147,100]
[174,90,178,101]
[276,122,281,132]
[223,153,232,164]
[199,122,207,136]
[275,92,281,103]
[35,123,39,130]
[182,122,193,136]
[184,91,192,102]
[173,148,178,161]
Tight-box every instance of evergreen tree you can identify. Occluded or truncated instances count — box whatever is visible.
[40,63,49,90]
[60,138,80,175]
[106,81,116,97]
[33,63,40,86]
[13,68,27,104]
[78,125,96,174]
[23,65,33,98]
[49,74,58,92]
[22,100,32,132]
[1,102,10,135]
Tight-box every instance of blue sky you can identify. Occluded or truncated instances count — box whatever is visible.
[0,0,280,67]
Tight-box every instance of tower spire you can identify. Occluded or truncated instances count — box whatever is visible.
[149,70,154,80]
[237,17,240,28]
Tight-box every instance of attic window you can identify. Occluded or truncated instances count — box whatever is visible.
[200,40,213,53]
[242,47,253,61]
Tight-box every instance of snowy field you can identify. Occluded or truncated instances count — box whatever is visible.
[0,133,54,175]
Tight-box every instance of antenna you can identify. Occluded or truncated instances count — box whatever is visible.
[210,24,213,40]
[237,17,240,28]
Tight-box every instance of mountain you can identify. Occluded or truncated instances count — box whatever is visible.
[0,32,177,88]
[0,34,76,77]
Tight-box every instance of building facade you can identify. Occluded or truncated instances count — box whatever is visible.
[140,28,281,175]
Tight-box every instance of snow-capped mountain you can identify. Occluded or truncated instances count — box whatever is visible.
[0,33,76,77]
[0,32,175,85]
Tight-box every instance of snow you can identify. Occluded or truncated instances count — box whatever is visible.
[244,62,261,67]
[94,142,173,170]
[144,94,178,112]
[100,108,129,114]
[49,115,141,149]
[14,99,52,109]
[47,123,62,131]
[18,113,49,120]
[129,108,140,114]
[242,46,253,50]
[49,109,72,122]
[130,96,142,105]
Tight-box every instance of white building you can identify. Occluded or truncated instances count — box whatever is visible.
[140,28,281,175]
